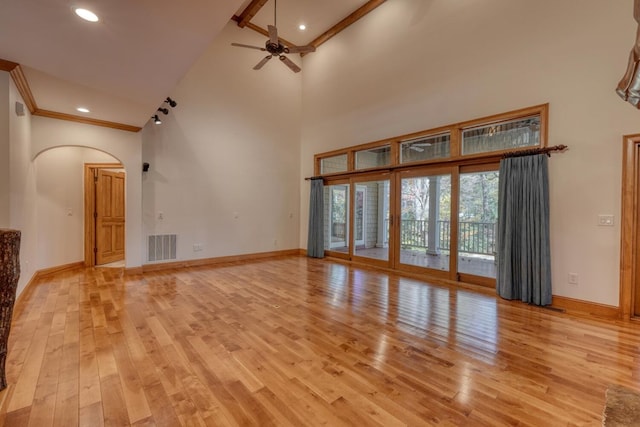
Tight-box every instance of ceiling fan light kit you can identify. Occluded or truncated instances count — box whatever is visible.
[231,0,315,73]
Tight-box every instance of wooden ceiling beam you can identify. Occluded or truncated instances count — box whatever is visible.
[0,59,19,72]
[236,0,270,28]
[307,0,387,53]
[231,15,296,50]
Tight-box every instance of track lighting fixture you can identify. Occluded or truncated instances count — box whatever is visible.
[157,107,169,115]
[165,97,177,108]
[153,115,161,125]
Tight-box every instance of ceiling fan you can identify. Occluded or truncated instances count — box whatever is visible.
[231,0,316,73]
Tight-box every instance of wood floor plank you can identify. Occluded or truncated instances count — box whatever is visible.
[3,257,640,425]
[52,378,78,427]
[100,374,130,426]
[78,303,102,409]
[7,311,53,412]
[79,400,104,427]
[109,332,152,424]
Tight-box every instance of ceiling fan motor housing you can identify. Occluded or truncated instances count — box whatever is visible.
[266,40,285,55]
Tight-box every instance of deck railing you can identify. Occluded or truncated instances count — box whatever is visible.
[396,219,497,256]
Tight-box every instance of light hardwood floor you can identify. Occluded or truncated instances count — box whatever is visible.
[0,256,637,425]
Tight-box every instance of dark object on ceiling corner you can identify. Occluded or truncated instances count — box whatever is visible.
[143,162,150,172]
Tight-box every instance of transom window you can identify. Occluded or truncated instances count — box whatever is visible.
[314,105,547,176]
[355,145,391,170]
[400,133,451,164]
[462,115,540,155]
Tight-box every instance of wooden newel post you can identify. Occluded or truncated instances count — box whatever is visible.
[0,230,20,391]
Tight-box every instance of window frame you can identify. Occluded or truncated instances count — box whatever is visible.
[313,104,548,177]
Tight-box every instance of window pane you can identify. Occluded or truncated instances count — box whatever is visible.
[355,146,391,170]
[323,184,350,253]
[462,115,540,155]
[400,134,450,163]
[458,171,499,278]
[399,174,451,271]
[353,180,390,261]
[321,154,348,174]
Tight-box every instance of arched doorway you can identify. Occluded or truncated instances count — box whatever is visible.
[33,146,125,269]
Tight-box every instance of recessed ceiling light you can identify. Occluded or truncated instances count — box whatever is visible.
[74,8,99,22]
[299,24,306,31]
[76,107,90,113]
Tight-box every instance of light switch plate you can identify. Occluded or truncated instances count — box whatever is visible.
[598,215,614,226]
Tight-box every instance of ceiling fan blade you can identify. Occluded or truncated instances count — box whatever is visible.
[268,25,279,45]
[279,55,301,73]
[253,55,273,70]
[231,43,266,51]
[286,45,316,54]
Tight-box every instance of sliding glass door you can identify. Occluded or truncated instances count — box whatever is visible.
[397,168,453,278]
[457,165,499,283]
[324,182,350,255]
[352,176,391,265]
[322,165,499,287]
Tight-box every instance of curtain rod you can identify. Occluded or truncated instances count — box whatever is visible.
[502,144,568,159]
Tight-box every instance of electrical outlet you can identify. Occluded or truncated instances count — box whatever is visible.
[568,272,578,285]
[158,211,164,220]
[193,243,203,252]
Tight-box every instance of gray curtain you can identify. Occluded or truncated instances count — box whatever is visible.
[307,178,325,258]
[496,154,552,305]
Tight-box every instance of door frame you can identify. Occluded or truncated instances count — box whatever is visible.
[620,134,640,320]
[354,185,367,247]
[83,163,124,267]
[328,183,349,250]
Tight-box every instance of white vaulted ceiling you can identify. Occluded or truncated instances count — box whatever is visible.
[0,0,380,129]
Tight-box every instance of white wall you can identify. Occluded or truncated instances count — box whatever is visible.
[8,76,36,295]
[141,22,301,262]
[31,116,143,268]
[34,147,118,270]
[300,0,640,306]
[0,72,9,227]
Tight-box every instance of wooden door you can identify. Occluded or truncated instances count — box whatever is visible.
[96,170,125,265]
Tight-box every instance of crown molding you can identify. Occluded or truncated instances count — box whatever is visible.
[34,109,142,132]
[9,65,38,113]
[2,58,142,133]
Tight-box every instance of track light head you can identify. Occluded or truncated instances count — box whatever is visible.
[165,97,177,108]
[157,107,169,115]
[153,115,161,125]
